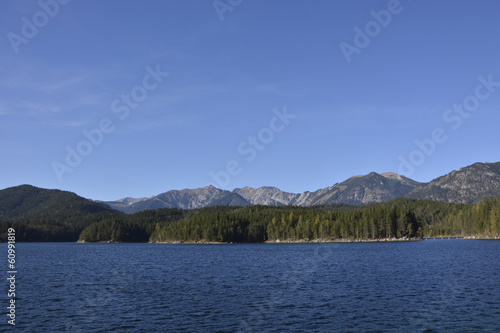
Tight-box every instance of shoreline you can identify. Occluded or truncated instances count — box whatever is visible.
[76,236,500,244]
[265,237,424,243]
[149,237,425,245]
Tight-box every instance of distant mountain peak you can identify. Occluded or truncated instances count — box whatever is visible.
[232,186,297,206]
[115,197,150,206]
[104,186,248,213]
[381,172,402,180]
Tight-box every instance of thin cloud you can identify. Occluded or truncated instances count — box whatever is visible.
[120,114,204,133]
[13,101,63,114]
[41,120,91,128]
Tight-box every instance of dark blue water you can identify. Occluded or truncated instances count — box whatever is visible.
[4,240,500,332]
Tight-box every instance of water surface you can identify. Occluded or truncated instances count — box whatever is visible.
[7,240,500,332]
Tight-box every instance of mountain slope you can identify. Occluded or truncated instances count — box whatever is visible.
[113,185,250,214]
[0,185,120,242]
[406,162,500,203]
[291,172,423,206]
[232,172,423,207]
[232,186,298,206]
[0,184,117,221]
[104,197,150,212]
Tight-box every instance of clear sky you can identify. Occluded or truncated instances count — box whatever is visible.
[1,0,500,201]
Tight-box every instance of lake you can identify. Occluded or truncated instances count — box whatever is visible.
[7,240,500,332]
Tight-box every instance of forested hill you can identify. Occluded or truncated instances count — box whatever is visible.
[0,185,120,242]
[0,185,116,220]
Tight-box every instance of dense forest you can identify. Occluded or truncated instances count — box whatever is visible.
[78,208,188,242]
[76,197,500,243]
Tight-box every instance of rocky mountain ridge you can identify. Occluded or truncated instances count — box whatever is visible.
[106,169,425,213]
[105,185,249,214]
[104,161,500,213]
[406,162,500,203]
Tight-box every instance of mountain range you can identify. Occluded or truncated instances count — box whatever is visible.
[102,161,500,214]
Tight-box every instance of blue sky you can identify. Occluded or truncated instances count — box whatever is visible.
[1,0,500,201]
